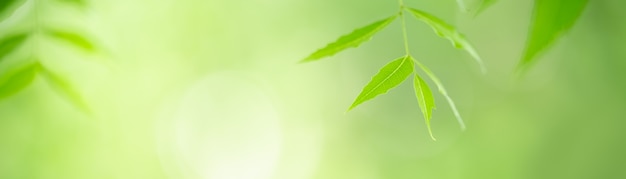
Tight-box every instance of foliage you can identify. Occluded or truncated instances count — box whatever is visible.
[348,55,414,111]
[517,0,589,73]
[0,0,98,112]
[406,7,485,73]
[468,0,589,73]
[301,16,396,63]
[301,0,590,139]
[412,72,435,140]
[301,1,484,139]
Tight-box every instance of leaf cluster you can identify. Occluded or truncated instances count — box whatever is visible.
[301,6,482,140]
[0,0,96,112]
[302,0,591,139]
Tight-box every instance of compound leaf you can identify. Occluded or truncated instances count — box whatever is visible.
[412,57,466,130]
[46,30,96,52]
[301,15,396,63]
[0,62,40,99]
[40,67,91,114]
[517,0,589,72]
[413,73,436,140]
[349,55,413,111]
[0,33,29,61]
[406,7,486,73]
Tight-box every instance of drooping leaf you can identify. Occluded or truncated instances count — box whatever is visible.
[45,30,96,52]
[0,33,29,60]
[517,0,589,72]
[40,67,91,114]
[413,73,436,140]
[0,62,40,99]
[406,7,486,73]
[301,15,397,63]
[348,56,413,111]
[412,57,466,130]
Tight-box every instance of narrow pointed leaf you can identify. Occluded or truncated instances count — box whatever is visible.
[0,33,29,60]
[46,30,96,52]
[0,62,40,99]
[40,67,91,113]
[349,56,413,110]
[517,0,588,72]
[406,7,486,73]
[412,57,466,130]
[413,73,436,140]
[301,15,396,62]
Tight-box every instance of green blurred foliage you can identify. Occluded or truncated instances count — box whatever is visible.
[0,0,625,179]
[518,0,589,72]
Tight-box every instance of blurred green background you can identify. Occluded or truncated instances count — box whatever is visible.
[1,0,626,178]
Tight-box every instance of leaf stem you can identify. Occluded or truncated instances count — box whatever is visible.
[398,0,410,55]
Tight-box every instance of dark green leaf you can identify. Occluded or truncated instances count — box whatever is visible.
[0,0,24,18]
[413,57,466,130]
[46,30,96,52]
[40,67,91,114]
[348,56,413,111]
[0,33,29,60]
[406,7,486,73]
[0,62,40,99]
[413,73,436,140]
[0,0,16,14]
[301,15,396,63]
[517,0,589,72]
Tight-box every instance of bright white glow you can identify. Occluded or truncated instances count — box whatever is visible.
[167,71,283,179]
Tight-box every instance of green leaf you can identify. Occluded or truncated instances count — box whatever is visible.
[413,73,436,141]
[0,0,16,14]
[45,30,96,52]
[301,15,396,62]
[517,0,588,72]
[0,33,29,60]
[40,67,91,114]
[412,57,466,130]
[0,0,24,17]
[406,7,486,73]
[0,62,40,99]
[348,56,413,111]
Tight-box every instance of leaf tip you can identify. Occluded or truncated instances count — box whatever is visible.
[346,102,360,112]
[298,57,315,64]
[428,128,437,141]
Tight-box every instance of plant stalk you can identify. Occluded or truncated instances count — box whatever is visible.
[398,0,410,55]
